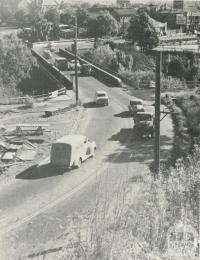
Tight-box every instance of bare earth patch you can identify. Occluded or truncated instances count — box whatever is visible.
[0,94,84,186]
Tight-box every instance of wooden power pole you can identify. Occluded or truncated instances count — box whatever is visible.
[154,51,162,177]
[74,16,79,106]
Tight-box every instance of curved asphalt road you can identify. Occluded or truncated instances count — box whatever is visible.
[0,76,173,259]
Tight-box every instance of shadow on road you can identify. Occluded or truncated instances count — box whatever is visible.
[16,163,68,180]
[114,111,132,118]
[106,128,172,166]
[83,101,97,108]
[23,245,65,259]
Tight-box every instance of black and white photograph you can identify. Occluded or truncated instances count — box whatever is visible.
[0,0,200,259]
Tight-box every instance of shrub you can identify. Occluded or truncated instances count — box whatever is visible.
[161,77,186,90]
[49,146,200,259]
[175,94,200,137]
[119,70,154,89]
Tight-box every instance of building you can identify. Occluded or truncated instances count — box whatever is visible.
[111,8,137,27]
[116,0,131,8]
[42,0,57,12]
[173,0,184,10]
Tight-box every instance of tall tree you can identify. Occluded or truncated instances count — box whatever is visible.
[15,9,28,27]
[87,11,119,47]
[27,0,44,25]
[44,7,60,24]
[0,34,37,97]
[60,8,75,25]
[127,11,159,51]
[76,8,89,28]
[0,0,22,23]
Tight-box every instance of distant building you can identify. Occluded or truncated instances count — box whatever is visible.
[173,0,184,10]
[111,8,137,26]
[116,0,131,8]
[42,0,57,12]
[163,11,200,32]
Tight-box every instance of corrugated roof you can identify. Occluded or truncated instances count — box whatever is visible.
[113,8,137,17]
[154,44,200,53]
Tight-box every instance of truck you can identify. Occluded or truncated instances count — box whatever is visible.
[128,99,144,116]
[55,57,67,71]
[133,112,154,138]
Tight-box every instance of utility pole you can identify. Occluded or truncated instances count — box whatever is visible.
[154,51,162,177]
[74,16,79,106]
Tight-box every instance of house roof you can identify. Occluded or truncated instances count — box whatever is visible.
[113,8,137,17]
[148,15,167,28]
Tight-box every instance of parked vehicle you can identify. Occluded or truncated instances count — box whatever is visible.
[128,99,144,116]
[43,50,52,59]
[55,57,67,71]
[133,112,154,138]
[67,60,81,70]
[47,41,56,52]
[80,63,93,76]
[149,80,155,88]
[50,135,96,169]
[95,90,109,106]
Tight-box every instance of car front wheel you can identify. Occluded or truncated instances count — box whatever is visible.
[76,158,82,168]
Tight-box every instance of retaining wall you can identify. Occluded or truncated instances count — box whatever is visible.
[59,48,122,88]
[31,49,73,90]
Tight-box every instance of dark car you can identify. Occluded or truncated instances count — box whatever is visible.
[134,112,154,138]
[80,64,93,76]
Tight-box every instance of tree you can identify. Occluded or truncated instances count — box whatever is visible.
[27,0,44,25]
[76,8,89,28]
[44,7,60,24]
[0,0,22,23]
[168,56,200,82]
[15,9,28,27]
[127,11,159,51]
[60,8,75,25]
[168,57,187,80]
[0,34,37,97]
[87,11,119,47]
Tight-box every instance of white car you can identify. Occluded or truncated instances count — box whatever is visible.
[128,98,144,116]
[95,90,109,106]
[50,135,96,169]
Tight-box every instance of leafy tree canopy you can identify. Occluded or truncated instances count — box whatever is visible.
[168,56,200,81]
[87,11,119,39]
[44,7,60,24]
[0,34,37,97]
[0,0,22,23]
[127,10,159,51]
[76,7,89,27]
[27,0,44,24]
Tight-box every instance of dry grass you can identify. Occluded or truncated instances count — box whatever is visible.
[43,144,200,260]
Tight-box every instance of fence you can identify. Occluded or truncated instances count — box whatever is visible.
[59,48,122,87]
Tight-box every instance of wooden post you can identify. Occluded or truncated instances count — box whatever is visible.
[154,51,162,177]
[74,16,78,106]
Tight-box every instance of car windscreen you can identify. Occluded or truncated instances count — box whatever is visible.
[130,101,142,105]
[137,114,152,121]
[97,93,106,97]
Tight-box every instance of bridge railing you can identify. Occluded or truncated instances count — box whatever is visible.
[31,49,73,90]
[59,48,122,87]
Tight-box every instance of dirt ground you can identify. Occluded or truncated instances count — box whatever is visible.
[0,92,84,186]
